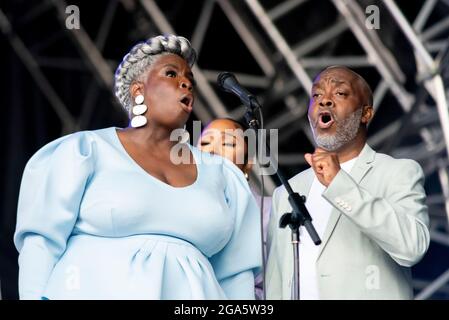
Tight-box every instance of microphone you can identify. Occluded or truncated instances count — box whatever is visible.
[217,72,258,108]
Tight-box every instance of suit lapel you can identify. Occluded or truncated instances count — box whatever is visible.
[316,144,376,261]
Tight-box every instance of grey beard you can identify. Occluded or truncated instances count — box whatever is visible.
[312,108,363,151]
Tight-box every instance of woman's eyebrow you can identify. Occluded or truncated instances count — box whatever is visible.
[163,63,179,69]
[163,64,195,83]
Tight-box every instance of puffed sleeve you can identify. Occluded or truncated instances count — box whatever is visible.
[209,158,262,300]
[14,132,95,300]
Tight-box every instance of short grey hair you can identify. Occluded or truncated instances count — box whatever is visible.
[114,34,197,113]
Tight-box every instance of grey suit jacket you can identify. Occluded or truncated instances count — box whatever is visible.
[266,144,430,299]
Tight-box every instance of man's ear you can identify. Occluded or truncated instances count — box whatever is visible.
[361,105,374,125]
[130,82,144,100]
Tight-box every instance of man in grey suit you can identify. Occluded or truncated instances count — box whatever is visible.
[266,66,430,299]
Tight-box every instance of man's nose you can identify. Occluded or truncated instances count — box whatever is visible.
[319,97,334,108]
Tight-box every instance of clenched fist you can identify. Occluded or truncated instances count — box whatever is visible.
[304,148,341,187]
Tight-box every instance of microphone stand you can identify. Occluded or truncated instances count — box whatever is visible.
[243,96,321,300]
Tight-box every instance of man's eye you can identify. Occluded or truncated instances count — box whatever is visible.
[200,141,210,146]
[336,92,347,96]
[166,70,177,77]
[312,93,321,98]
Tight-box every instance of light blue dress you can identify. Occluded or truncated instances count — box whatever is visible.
[14,127,262,300]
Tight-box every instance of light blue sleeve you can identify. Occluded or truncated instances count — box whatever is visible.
[209,159,262,300]
[14,132,95,300]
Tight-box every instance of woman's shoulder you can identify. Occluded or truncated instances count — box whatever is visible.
[26,127,116,168]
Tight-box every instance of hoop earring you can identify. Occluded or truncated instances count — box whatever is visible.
[131,94,148,128]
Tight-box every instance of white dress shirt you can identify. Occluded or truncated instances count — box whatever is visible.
[299,157,358,299]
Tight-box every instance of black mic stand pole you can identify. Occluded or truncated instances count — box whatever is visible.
[243,96,321,300]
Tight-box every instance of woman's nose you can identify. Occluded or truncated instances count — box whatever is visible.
[180,79,193,91]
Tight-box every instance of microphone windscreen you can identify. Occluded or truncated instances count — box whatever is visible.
[217,72,234,90]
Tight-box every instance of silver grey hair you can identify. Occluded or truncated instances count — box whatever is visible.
[114,34,197,113]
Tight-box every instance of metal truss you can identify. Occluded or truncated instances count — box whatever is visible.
[2,0,449,299]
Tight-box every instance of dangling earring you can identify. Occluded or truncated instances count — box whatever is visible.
[179,124,190,144]
[244,172,249,181]
[131,94,148,128]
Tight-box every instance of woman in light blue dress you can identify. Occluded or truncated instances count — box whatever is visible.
[14,35,261,300]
